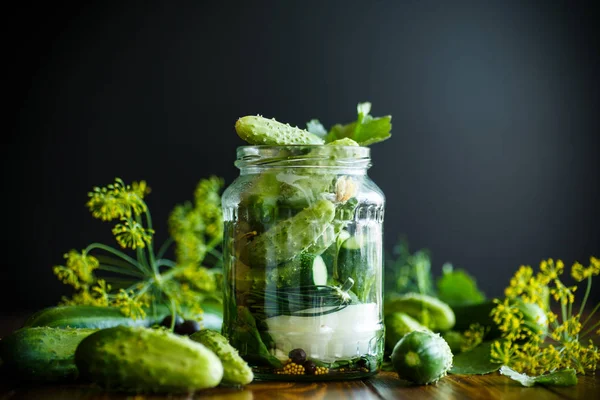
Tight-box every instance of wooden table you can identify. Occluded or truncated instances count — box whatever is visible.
[1,314,598,400]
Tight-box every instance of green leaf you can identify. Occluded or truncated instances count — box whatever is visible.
[306,119,327,137]
[449,341,500,375]
[437,263,485,307]
[499,366,578,387]
[324,102,392,146]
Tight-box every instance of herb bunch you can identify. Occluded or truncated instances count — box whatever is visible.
[53,177,224,323]
[490,257,600,375]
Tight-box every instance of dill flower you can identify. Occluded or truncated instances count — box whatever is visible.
[54,177,225,325]
[491,257,600,376]
[112,219,154,249]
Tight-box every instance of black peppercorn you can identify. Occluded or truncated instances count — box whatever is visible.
[175,320,201,335]
[303,360,317,375]
[161,315,184,329]
[288,348,307,364]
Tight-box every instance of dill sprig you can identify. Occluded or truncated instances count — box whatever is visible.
[53,177,225,327]
[490,257,600,375]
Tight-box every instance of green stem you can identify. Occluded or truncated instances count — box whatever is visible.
[95,255,142,272]
[581,301,600,330]
[560,300,568,341]
[136,247,151,275]
[85,243,145,272]
[155,259,177,268]
[97,264,145,278]
[157,237,174,260]
[580,318,600,338]
[578,275,592,318]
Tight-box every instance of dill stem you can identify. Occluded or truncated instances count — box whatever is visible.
[97,264,144,278]
[156,237,174,260]
[136,247,151,275]
[155,259,177,268]
[578,275,592,318]
[85,243,145,271]
[561,301,568,341]
[581,301,600,330]
[95,255,142,272]
[580,318,600,338]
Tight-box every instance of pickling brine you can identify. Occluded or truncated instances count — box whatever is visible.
[221,145,385,380]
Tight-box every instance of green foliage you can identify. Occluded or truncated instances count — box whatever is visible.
[52,177,225,324]
[499,366,577,387]
[324,102,392,146]
[437,263,486,307]
[449,341,500,375]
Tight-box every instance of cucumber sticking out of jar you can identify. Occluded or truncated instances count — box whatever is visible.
[235,116,325,145]
[245,199,336,268]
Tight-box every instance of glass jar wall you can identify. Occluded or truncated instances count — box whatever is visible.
[221,145,385,381]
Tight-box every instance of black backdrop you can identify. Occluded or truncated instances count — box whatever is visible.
[5,0,599,313]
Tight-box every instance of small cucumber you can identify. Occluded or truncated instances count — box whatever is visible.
[246,199,336,268]
[75,326,223,393]
[384,293,455,332]
[391,330,453,385]
[22,305,170,329]
[235,116,325,145]
[267,254,328,288]
[0,327,97,381]
[190,329,254,386]
[385,312,430,352]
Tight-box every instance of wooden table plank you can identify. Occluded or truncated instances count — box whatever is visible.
[365,371,596,400]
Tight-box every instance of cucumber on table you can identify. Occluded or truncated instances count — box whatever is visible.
[384,293,455,332]
[391,330,453,385]
[0,327,97,382]
[22,305,171,329]
[75,326,223,393]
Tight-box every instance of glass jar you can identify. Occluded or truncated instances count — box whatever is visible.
[221,145,385,381]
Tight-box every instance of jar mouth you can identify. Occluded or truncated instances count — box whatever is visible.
[235,145,371,170]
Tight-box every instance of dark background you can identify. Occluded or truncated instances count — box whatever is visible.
[4,0,599,314]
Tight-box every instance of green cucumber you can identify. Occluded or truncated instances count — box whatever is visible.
[0,327,97,381]
[267,254,328,288]
[22,305,171,329]
[337,235,376,302]
[385,312,431,352]
[190,329,254,386]
[384,293,455,332]
[75,326,223,393]
[235,116,325,145]
[391,330,453,385]
[246,199,336,268]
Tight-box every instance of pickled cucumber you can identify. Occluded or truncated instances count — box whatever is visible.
[235,116,325,145]
[266,254,328,287]
[246,199,336,268]
[337,235,377,302]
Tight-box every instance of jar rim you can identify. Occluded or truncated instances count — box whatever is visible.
[234,145,371,170]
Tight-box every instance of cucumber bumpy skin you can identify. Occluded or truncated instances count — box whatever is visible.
[22,305,170,329]
[75,326,223,393]
[391,330,453,385]
[190,329,254,386]
[0,327,97,382]
[384,293,456,332]
[236,116,325,145]
[246,199,336,268]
